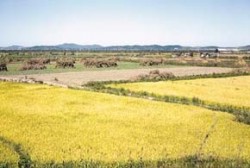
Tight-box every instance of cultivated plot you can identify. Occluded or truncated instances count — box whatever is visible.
[0,82,250,166]
[109,76,250,108]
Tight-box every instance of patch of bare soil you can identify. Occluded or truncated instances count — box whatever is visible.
[0,67,232,87]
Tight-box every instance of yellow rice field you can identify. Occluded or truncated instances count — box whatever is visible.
[110,76,250,108]
[0,142,18,164]
[1,82,250,164]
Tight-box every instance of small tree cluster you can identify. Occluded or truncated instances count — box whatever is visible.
[83,59,117,68]
[55,58,75,68]
[139,58,163,66]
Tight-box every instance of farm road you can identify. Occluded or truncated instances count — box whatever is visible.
[0,67,232,87]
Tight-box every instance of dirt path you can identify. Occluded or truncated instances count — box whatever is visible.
[0,67,232,87]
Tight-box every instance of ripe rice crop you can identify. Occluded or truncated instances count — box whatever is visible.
[0,142,18,165]
[110,76,250,108]
[0,82,250,165]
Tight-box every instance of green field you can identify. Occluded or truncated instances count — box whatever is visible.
[1,82,250,167]
[109,76,250,108]
[0,61,181,76]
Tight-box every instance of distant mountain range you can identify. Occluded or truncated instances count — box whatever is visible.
[0,45,24,50]
[0,43,249,51]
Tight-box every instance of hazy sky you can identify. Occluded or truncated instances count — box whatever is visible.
[0,0,250,46]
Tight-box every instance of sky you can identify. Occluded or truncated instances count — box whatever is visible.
[0,0,250,47]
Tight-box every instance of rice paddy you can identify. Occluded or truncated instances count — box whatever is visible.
[0,142,18,165]
[1,82,250,166]
[109,76,250,108]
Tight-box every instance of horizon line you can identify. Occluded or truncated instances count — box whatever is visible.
[1,43,250,48]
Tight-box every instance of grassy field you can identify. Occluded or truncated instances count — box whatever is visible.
[0,61,181,76]
[109,76,250,108]
[1,82,250,166]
